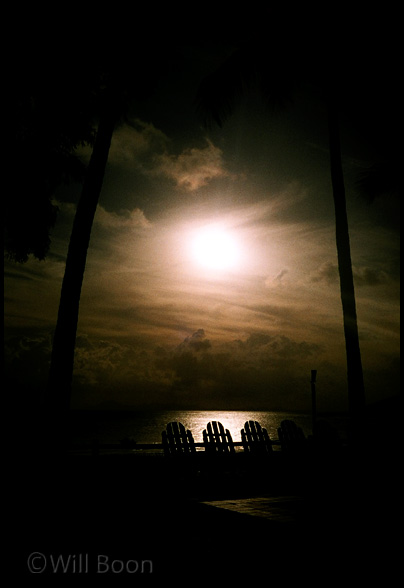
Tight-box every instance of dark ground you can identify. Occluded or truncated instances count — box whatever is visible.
[9,443,400,583]
[7,399,401,582]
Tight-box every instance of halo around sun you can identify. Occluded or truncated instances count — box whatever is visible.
[191,225,240,271]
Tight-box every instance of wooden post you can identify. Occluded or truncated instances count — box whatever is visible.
[311,370,317,436]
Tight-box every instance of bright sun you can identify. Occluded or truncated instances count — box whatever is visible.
[191,225,240,271]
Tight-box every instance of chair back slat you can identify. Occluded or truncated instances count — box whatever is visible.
[203,421,235,454]
[278,419,306,453]
[162,422,196,456]
[241,420,272,454]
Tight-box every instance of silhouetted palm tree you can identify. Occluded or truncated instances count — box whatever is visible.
[196,38,369,423]
[326,84,366,422]
[45,85,119,415]
[43,47,170,425]
[10,42,175,432]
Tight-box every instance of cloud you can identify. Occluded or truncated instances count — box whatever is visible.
[106,121,231,192]
[265,268,289,288]
[353,267,389,286]
[5,324,398,412]
[177,328,212,352]
[310,261,390,287]
[152,330,321,401]
[94,206,151,230]
[310,262,339,284]
[152,330,324,410]
[230,333,321,366]
[73,335,145,387]
[153,139,231,191]
[66,329,323,405]
[54,200,151,235]
[107,121,234,192]
[107,119,169,164]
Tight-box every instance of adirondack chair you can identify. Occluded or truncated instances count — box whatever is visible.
[241,420,273,455]
[278,419,307,453]
[162,422,196,457]
[203,421,235,454]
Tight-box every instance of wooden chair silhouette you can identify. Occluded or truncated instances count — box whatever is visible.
[278,420,306,453]
[162,422,196,457]
[203,421,235,454]
[241,420,273,455]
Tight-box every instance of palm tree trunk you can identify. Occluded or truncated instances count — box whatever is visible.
[327,96,366,424]
[46,101,116,420]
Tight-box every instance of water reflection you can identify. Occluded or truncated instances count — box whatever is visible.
[69,409,349,447]
[142,410,315,446]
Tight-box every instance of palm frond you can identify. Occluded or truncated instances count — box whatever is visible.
[195,42,302,128]
[357,158,401,202]
[195,49,255,128]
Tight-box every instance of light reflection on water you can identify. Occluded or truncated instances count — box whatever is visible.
[164,411,299,444]
[69,409,349,446]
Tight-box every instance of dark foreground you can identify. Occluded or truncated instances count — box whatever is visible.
[9,438,400,583]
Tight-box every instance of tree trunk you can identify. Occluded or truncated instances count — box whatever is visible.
[327,96,366,424]
[46,100,117,422]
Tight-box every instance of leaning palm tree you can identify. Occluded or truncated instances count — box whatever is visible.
[195,39,366,424]
[46,84,119,415]
[45,48,170,432]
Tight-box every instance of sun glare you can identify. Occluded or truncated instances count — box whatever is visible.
[191,225,240,271]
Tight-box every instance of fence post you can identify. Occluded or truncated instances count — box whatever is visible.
[311,370,317,436]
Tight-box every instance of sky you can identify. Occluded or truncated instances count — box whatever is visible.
[5,34,400,414]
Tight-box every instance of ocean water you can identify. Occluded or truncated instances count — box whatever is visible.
[68,409,350,447]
